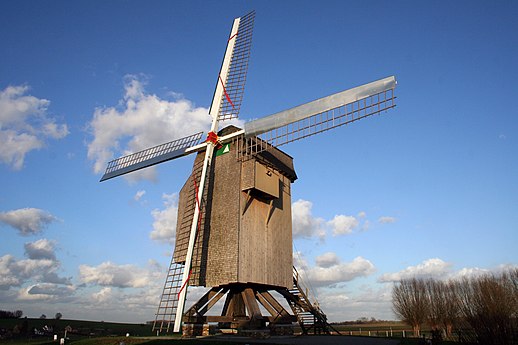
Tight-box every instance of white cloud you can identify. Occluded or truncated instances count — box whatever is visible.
[328,215,358,236]
[134,190,146,202]
[92,287,113,303]
[0,239,71,290]
[378,216,396,224]
[453,267,490,279]
[0,85,68,169]
[315,285,394,322]
[79,261,161,288]
[378,258,452,282]
[0,208,58,236]
[24,239,56,260]
[315,252,340,268]
[87,75,217,181]
[292,200,375,239]
[293,251,309,271]
[292,199,325,239]
[18,283,75,301]
[150,193,178,244]
[307,255,376,287]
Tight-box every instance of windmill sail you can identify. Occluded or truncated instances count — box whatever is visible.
[210,11,255,121]
[242,76,396,153]
[100,132,204,182]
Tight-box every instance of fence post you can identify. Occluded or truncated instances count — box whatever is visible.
[403,330,405,338]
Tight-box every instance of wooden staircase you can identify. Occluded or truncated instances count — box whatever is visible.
[279,267,341,335]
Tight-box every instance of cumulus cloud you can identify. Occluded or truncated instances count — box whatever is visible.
[315,252,340,268]
[0,208,58,236]
[328,215,358,236]
[24,239,56,260]
[292,199,325,239]
[150,193,178,244]
[378,216,396,224]
[378,258,452,282]
[292,200,380,239]
[17,283,75,301]
[92,287,113,303]
[79,261,161,288]
[0,239,71,291]
[307,255,376,287]
[453,267,490,279]
[87,75,217,181]
[0,85,68,169]
[316,285,394,322]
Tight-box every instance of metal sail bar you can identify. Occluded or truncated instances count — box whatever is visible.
[100,132,204,182]
[241,76,396,154]
[214,10,255,121]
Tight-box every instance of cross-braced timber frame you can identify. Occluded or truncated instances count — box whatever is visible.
[179,268,341,336]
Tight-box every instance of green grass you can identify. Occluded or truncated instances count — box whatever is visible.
[0,336,282,345]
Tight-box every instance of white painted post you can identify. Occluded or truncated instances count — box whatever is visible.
[172,15,241,334]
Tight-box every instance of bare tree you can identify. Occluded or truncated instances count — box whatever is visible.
[425,279,459,338]
[392,278,429,337]
[442,280,460,338]
[457,271,517,345]
[426,279,445,331]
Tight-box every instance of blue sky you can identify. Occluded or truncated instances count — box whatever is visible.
[1,1,517,323]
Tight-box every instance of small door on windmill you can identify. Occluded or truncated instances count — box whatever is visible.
[242,160,280,199]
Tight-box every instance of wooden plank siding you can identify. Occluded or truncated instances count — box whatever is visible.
[174,126,296,289]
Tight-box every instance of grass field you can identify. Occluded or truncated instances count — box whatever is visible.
[1,318,464,345]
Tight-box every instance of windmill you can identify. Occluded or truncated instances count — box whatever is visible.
[100,11,396,335]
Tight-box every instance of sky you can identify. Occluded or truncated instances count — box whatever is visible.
[1,0,517,323]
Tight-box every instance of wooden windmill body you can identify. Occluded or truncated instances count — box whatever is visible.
[100,11,397,335]
[174,126,297,290]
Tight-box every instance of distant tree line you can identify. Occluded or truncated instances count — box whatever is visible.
[392,268,518,345]
[0,310,23,319]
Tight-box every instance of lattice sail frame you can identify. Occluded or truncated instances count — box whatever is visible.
[100,132,203,182]
[214,11,255,121]
[239,76,396,157]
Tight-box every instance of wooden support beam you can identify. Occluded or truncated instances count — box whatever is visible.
[222,289,246,317]
[198,287,228,316]
[241,288,262,319]
[258,290,291,318]
[185,287,221,317]
[255,292,278,317]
